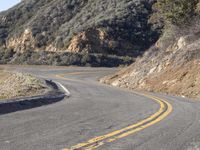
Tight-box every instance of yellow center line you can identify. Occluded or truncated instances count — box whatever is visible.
[55,72,97,83]
[59,72,96,75]
[55,71,173,150]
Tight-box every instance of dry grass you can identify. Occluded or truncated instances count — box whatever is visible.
[144,60,200,99]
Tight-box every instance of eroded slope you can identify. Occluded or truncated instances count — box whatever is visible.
[101,27,200,99]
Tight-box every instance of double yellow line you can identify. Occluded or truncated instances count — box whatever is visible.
[55,72,97,83]
[55,72,173,150]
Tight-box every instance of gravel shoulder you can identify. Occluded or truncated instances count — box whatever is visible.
[0,69,49,100]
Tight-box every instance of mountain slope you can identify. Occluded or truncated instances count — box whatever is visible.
[101,0,200,99]
[101,21,200,99]
[0,0,158,57]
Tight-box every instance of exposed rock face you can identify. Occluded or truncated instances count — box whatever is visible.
[6,28,60,53]
[6,29,36,53]
[67,28,109,53]
[0,0,159,56]
[67,28,135,55]
[101,33,200,99]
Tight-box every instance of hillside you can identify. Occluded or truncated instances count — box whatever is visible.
[101,20,200,99]
[101,1,200,99]
[0,0,159,66]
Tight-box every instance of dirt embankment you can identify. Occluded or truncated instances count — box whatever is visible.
[0,70,49,100]
[101,33,200,99]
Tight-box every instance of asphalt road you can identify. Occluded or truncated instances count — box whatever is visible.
[0,66,200,150]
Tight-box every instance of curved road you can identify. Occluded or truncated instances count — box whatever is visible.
[0,66,200,150]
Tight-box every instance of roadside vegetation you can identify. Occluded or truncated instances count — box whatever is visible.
[0,50,134,67]
[149,0,200,49]
[150,0,198,26]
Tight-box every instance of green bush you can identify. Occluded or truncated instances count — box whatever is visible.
[150,0,199,26]
[8,51,133,67]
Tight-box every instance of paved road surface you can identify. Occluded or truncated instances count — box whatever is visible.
[0,66,200,150]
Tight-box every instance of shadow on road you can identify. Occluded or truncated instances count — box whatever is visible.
[0,94,65,115]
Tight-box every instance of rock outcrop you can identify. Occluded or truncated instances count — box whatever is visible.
[67,28,109,53]
[67,28,135,56]
[6,29,36,53]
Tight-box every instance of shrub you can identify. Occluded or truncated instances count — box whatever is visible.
[3,48,15,59]
[150,0,199,26]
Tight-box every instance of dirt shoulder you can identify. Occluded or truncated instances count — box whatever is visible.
[0,69,49,100]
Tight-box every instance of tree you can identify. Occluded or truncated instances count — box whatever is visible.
[150,0,199,26]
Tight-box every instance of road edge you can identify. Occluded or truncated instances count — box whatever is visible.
[0,80,70,115]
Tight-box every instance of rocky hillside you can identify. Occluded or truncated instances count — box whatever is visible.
[0,0,159,57]
[101,0,200,99]
[101,21,200,99]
